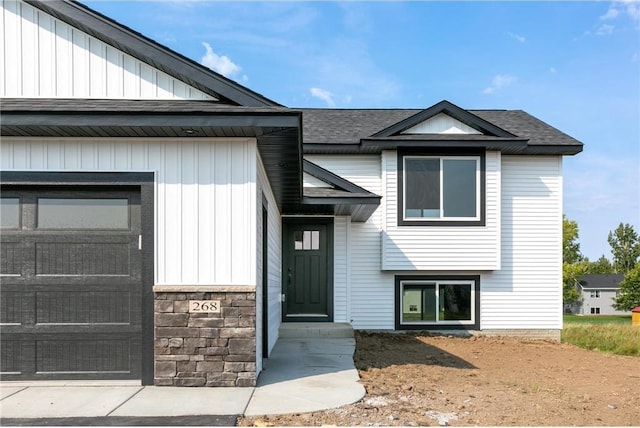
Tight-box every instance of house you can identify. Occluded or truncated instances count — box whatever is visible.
[575,274,626,316]
[0,0,583,386]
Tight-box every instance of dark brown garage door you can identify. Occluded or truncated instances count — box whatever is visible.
[0,187,143,381]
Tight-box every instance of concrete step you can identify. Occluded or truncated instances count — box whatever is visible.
[279,322,354,339]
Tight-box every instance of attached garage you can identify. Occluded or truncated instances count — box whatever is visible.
[0,0,302,386]
[0,173,155,382]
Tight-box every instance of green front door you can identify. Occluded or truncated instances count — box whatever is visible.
[283,219,333,322]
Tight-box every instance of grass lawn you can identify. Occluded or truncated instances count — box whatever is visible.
[563,314,631,325]
[562,315,639,356]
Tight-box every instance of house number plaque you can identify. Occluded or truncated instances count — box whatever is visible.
[188,300,221,313]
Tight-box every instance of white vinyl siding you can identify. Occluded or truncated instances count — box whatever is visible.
[1,0,214,100]
[333,216,349,323]
[579,289,627,316]
[382,150,501,270]
[1,137,258,287]
[304,155,395,329]
[256,156,282,363]
[481,156,562,330]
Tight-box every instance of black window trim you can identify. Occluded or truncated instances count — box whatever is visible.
[395,274,481,330]
[397,149,486,227]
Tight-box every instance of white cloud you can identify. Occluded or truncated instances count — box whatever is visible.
[310,87,336,107]
[549,67,557,74]
[482,74,517,94]
[599,1,639,22]
[600,7,620,20]
[200,42,242,78]
[596,24,615,35]
[508,32,526,43]
[625,1,640,20]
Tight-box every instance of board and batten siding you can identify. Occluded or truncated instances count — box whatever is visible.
[256,155,282,365]
[1,0,214,99]
[1,137,258,287]
[481,156,563,330]
[304,155,395,329]
[382,150,501,271]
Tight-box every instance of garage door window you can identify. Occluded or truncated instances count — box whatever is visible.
[38,198,129,229]
[1,198,20,229]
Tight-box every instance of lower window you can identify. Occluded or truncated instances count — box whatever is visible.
[395,276,480,330]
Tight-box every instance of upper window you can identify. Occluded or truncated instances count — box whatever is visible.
[399,152,484,226]
[590,290,601,298]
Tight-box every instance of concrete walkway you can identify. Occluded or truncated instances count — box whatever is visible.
[0,335,365,424]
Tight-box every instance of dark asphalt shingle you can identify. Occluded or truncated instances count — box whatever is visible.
[298,108,583,149]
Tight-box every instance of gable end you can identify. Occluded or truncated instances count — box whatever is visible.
[24,0,279,107]
[372,100,517,138]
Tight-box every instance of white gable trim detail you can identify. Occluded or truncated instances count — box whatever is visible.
[402,112,482,135]
[1,0,216,100]
[303,172,335,188]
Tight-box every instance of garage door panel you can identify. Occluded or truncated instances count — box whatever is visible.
[1,241,23,276]
[36,290,137,325]
[0,292,24,325]
[35,337,138,375]
[1,336,141,380]
[35,241,133,276]
[0,340,24,375]
[0,186,144,381]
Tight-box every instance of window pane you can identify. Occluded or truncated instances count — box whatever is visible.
[38,199,129,229]
[0,198,20,228]
[405,158,440,218]
[443,159,476,218]
[439,283,472,321]
[311,231,319,250]
[294,231,303,250]
[402,284,436,322]
[303,231,311,250]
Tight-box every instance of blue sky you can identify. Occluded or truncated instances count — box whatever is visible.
[85,0,640,261]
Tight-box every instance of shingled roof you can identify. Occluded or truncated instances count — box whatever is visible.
[300,104,583,155]
[579,274,624,290]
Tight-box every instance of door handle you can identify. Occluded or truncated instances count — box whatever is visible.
[287,268,292,284]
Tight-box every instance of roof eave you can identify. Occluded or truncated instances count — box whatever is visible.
[300,196,381,222]
[521,145,584,156]
[361,138,529,154]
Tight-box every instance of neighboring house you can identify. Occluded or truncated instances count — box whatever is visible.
[575,274,627,316]
[0,0,583,386]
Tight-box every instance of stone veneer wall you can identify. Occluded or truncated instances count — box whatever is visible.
[153,286,257,387]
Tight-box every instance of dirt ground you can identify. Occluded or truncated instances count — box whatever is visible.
[239,331,640,426]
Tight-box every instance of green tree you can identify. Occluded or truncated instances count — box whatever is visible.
[585,255,614,274]
[563,215,584,264]
[614,263,640,311]
[607,223,640,274]
[563,260,587,304]
[562,216,586,306]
